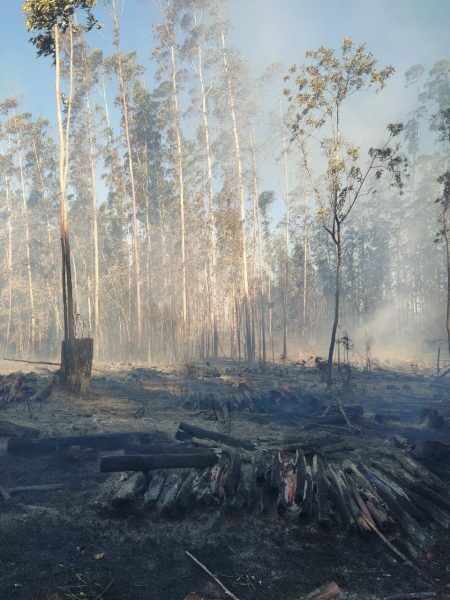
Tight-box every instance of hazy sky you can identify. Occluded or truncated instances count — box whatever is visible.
[1,0,449,214]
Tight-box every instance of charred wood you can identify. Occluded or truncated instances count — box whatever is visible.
[100,452,218,473]
[177,422,255,451]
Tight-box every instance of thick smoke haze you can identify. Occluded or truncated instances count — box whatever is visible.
[0,0,448,367]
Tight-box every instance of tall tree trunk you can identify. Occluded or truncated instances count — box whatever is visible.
[113,14,142,356]
[280,100,290,359]
[54,22,75,342]
[196,39,218,359]
[169,43,188,351]
[303,223,308,334]
[444,203,450,357]
[2,143,13,356]
[86,95,100,349]
[327,222,341,386]
[221,29,251,364]
[16,141,36,355]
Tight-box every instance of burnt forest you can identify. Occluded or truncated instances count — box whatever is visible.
[0,1,449,599]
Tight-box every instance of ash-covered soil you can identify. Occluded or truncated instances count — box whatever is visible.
[0,359,449,600]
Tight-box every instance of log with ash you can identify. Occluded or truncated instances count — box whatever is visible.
[182,382,357,423]
[95,422,450,565]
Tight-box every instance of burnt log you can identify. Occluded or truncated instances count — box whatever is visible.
[222,451,242,512]
[112,472,149,506]
[100,452,218,473]
[360,464,436,554]
[393,451,447,493]
[369,462,427,523]
[326,465,355,530]
[8,432,154,455]
[342,461,391,529]
[191,468,215,508]
[374,458,450,513]
[125,443,212,455]
[234,461,256,511]
[160,470,189,516]
[175,469,204,512]
[312,455,331,527]
[276,452,300,516]
[296,450,313,517]
[177,422,255,451]
[144,470,166,508]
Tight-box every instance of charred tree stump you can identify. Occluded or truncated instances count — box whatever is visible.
[60,337,93,392]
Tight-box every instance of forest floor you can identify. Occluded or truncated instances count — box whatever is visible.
[0,357,449,600]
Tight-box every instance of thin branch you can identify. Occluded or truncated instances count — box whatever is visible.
[185,551,241,600]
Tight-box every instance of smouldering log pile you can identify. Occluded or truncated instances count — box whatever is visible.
[96,424,449,563]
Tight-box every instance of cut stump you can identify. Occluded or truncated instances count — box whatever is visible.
[60,337,93,392]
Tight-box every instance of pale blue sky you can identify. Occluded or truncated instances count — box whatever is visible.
[1,0,449,213]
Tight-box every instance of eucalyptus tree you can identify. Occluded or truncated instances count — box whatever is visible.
[284,37,405,385]
[153,2,189,352]
[180,0,221,358]
[70,38,104,350]
[425,59,450,355]
[106,0,144,357]
[23,0,98,384]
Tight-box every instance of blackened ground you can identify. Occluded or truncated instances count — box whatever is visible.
[0,361,449,600]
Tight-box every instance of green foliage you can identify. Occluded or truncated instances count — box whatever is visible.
[23,0,98,59]
[284,37,394,137]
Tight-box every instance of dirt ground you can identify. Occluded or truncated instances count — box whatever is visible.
[0,359,449,600]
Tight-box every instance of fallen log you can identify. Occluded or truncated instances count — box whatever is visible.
[3,357,60,367]
[299,581,341,600]
[125,444,212,455]
[100,452,218,473]
[382,592,436,599]
[393,452,447,493]
[342,460,391,530]
[0,419,39,438]
[7,483,66,494]
[360,464,436,555]
[177,422,255,451]
[369,462,427,522]
[8,432,154,455]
